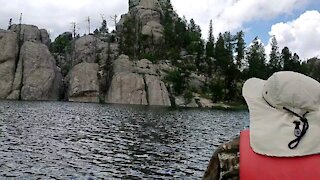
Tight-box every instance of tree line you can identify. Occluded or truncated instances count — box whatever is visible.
[49,7,319,104]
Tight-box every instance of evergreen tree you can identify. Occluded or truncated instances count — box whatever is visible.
[206,20,215,58]
[223,31,234,65]
[196,39,205,73]
[205,20,215,75]
[268,36,281,74]
[8,18,12,30]
[186,18,202,54]
[162,8,176,58]
[246,37,267,79]
[281,46,292,71]
[214,33,227,73]
[99,19,108,34]
[292,53,301,70]
[174,18,188,51]
[235,31,245,70]
[223,31,238,101]
[121,16,140,59]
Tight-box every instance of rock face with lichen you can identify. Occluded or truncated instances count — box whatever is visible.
[68,62,99,103]
[107,72,148,105]
[0,30,19,99]
[9,24,51,46]
[106,55,171,106]
[0,26,62,101]
[118,0,175,45]
[0,1,211,107]
[19,41,62,100]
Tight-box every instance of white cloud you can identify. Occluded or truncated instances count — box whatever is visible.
[266,10,320,60]
[172,0,308,38]
[0,0,128,39]
[0,0,312,44]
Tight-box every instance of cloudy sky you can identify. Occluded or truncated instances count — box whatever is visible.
[0,0,319,60]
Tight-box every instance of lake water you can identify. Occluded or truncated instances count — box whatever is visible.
[0,101,249,179]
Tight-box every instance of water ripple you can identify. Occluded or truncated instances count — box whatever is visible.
[0,101,249,179]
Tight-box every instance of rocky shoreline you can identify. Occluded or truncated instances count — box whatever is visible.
[0,0,231,108]
[0,25,217,108]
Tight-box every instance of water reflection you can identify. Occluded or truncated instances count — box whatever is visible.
[0,101,249,179]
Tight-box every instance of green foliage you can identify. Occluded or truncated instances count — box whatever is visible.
[209,79,224,102]
[115,3,317,104]
[305,58,320,81]
[165,68,189,95]
[141,52,156,63]
[50,32,73,54]
[100,20,108,34]
[268,36,282,74]
[183,89,194,104]
[186,19,202,54]
[214,33,228,72]
[246,37,267,79]
[235,31,245,69]
[120,16,137,57]
[281,47,301,72]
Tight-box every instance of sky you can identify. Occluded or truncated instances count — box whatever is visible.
[0,0,319,60]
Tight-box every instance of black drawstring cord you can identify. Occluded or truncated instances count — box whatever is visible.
[283,107,309,149]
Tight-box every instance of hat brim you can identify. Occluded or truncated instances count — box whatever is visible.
[243,78,320,157]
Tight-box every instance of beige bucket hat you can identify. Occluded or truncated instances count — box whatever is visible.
[243,71,320,157]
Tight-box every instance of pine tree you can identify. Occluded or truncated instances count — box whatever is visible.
[206,20,215,57]
[99,19,108,34]
[205,20,215,75]
[186,18,202,54]
[208,20,214,42]
[214,33,227,73]
[8,18,12,30]
[281,46,301,72]
[246,37,267,79]
[223,31,234,65]
[235,31,245,69]
[268,36,281,74]
[281,46,292,71]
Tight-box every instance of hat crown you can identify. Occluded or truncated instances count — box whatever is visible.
[263,71,320,112]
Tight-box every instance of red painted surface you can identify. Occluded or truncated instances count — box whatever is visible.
[240,130,320,180]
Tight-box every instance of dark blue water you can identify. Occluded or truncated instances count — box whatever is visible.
[0,101,249,179]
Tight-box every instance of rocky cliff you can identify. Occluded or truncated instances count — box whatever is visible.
[117,0,175,47]
[0,0,216,108]
[0,25,62,101]
[68,62,99,103]
[0,30,19,99]
[106,55,171,106]
[19,41,61,100]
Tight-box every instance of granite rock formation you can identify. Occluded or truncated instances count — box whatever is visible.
[68,62,100,103]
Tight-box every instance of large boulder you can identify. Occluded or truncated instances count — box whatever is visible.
[145,75,171,106]
[106,56,172,106]
[141,21,164,44]
[134,59,157,75]
[73,35,100,66]
[9,24,50,46]
[0,30,19,99]
[68,62,99,103]
[106,72,148,105]
[39,29,51,46]
[156,60,173,79]
[174,96,198,108]
[134,0,163,24]
[113,54,133,73]
[19,41,62,100]
[189,73,206,92]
